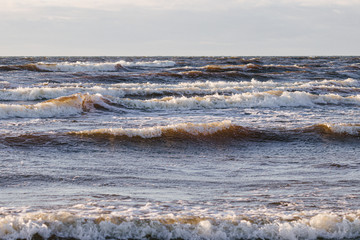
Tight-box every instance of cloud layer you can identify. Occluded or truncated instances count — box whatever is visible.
[3,0,360,12]
[1,0,360,55]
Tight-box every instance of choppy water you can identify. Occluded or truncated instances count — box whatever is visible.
[0,56,360,240]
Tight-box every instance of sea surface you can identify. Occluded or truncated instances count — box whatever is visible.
[0,56,360,240]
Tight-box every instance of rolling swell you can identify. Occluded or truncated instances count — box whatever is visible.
[68,121,262,141]
[69,121,360,142]
[2,121,359,148]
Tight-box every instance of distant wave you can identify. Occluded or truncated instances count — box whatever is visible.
[200,63,262,71]
[171,63,306,73]
[0,60,176,72]
[0,64,49,72]
[1,209,360,240]
[198,63,306,72]
[0,61,345,74]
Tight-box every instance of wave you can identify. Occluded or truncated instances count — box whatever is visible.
[115,91,360,110]
[2,122,359,147]
[2,133,64,147]
[0,93,111,119]
[174,63,306,72]
[0,86,127,101]
[0,80,269,101]
[0,78,358,101]
[307,123,360,136]
[0,81,10,89]
[0,60,176,72]
[1,210,360,240]
[68,121,259,140]
[68,121,360,142]
[0,60,175,72]
[200,63,261,71]
[0,64,48,72]
[347,63,360,69]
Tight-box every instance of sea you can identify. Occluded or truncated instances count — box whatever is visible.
[0,56,359,240]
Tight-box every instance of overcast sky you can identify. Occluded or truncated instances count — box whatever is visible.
[1,0,360,56]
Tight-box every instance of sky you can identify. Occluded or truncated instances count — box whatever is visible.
[1,0,360,56]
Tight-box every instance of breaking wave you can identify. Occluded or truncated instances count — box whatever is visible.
[68,121,258,140]
[0,93,111,119]
[200,63,262,71]
[174,63,306,72]
[68,121,360,142]
[116,91,360,110]
[1,210,360,240]
[2,121,359,146]
[307,123,360,136]
[0,86,127,101]
[0,78,358,101]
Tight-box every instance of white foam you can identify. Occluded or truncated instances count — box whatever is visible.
[322,123,360,135]
[200,64,251,70]
[35,60,176,72]
[264,64,307,69]
[1,210,360,240]
[0,81,10,85]
[121,60,176,68]
[314,78,359,87]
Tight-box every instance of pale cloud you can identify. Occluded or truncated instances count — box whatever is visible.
[1,0,230,11]
[0,0,359,55]
[230,0,360,9]
[292,0,360,7]
[1,0,360,13]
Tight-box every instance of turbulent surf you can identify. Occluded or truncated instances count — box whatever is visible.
[1,56,360,240]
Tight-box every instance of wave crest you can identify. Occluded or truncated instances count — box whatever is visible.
[68,121,258,140]
[3,122,360,145]
[69,121,360,142]
[34,60,175,72]
[308,123,360,136]
[0,93,110,118]
[0,78,358,101]
[115,91,360,110]
[0,60,176,72]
